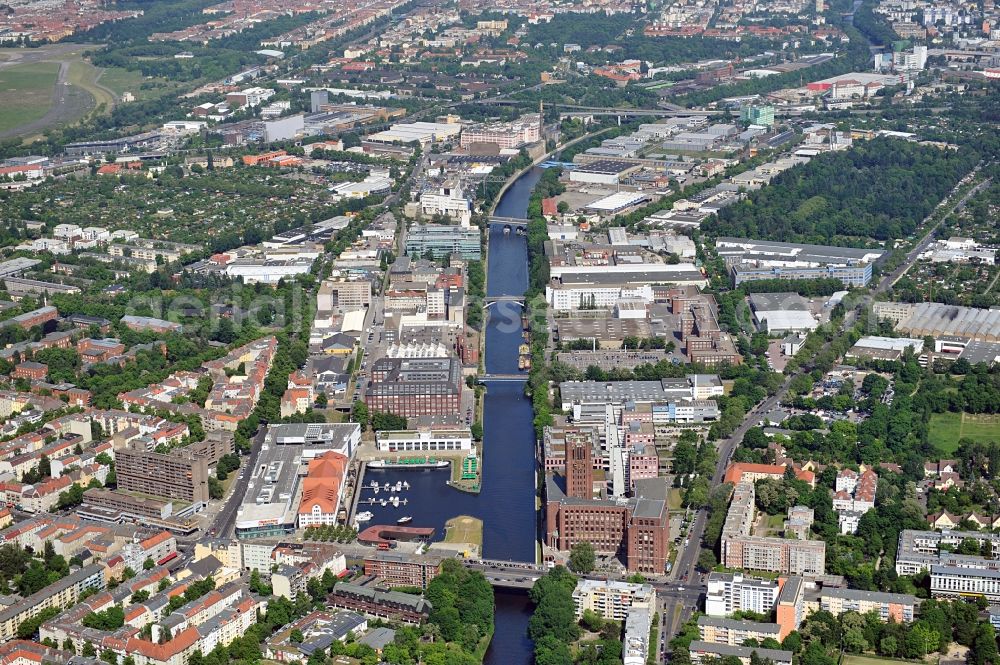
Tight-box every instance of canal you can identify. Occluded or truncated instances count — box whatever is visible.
[481,166,543,664]
[363,167,544,663]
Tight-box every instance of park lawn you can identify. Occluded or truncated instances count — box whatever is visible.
[0,61,59,133]
[444,515,483,547]
[928,411,1000,454]
[667,487,684,511]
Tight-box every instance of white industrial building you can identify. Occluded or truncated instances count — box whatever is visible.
[749,292,819,334]
[374,428,473,453]
[367,121,462,146]
[264,114,304,142]
[331,175,393,200]
[418,185,473,227]
[585,192,650,214]
[546,264,708,311]
[226,257,315,284]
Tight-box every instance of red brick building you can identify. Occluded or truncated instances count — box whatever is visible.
[13,361,47,381]
[77,338,126,363]
[566,434,592,500]
[8,306,58,330]
[364,357,462,418]
[363,552,442,589]
[545,475,670,575]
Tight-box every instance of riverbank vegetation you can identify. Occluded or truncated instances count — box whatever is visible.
[414,559,495,664]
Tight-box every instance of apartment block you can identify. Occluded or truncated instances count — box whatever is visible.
[115,440,215,504]
[721,482,826,575]
[705,572,780,617]
[689,642,793,665]
[0,564,104,641]
[572,579,656,621]
[819,587,917,622]
[697,615,781,645]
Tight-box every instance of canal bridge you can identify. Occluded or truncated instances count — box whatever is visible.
[484,295,525,305]
[463,558,548,589]
[478,374,528,382]
[489,216,529,228]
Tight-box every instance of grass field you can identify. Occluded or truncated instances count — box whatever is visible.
[67,59,115,112]
[928,411,1000,453]
[842,655,922,665]
[97,66,145,97]
[444,515,483,547]
[667,487,684,511]
[0,61,59,133]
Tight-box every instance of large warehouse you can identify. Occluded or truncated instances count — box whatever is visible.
[748,292,819,334]
[875,301,1000,343]
[569,159,641,186]
[716,238,885,287]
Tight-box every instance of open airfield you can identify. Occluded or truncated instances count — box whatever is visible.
[0,43,116,139]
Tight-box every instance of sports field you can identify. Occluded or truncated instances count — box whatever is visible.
[0,60,59,134]
[444,515,483,547]
[929,411,1000,453]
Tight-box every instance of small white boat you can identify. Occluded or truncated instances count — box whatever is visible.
[355,511,373,523]
[402,481,410,490]
[397,516,413,524]
[390,496,400,507]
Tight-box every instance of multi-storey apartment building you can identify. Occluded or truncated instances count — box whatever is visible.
[721,482,826,575]
[115,441,212,504]
[705,572,780,617]
[697,616,782,645]
[819,588,917,622]
[363,552,443,589]
[0,564,104,640]
[572,579,656,621]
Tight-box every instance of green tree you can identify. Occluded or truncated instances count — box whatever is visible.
[351,400,369,430]
[568,541,596,574]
